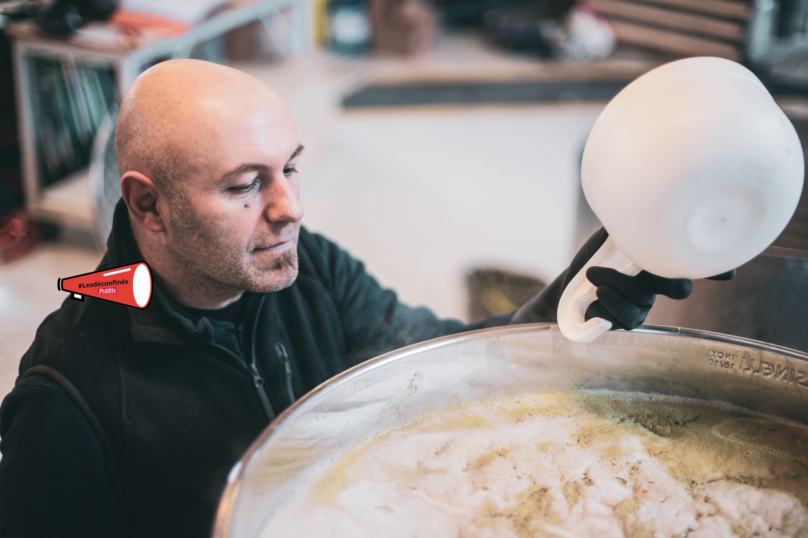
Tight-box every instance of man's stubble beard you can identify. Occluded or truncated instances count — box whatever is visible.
[261,249,299,291]
[164,197,300,295]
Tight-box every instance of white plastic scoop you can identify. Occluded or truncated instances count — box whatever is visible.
[558,57,805,343]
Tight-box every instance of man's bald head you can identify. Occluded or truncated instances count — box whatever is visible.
[115,59,291,201]
[116,59,304,309]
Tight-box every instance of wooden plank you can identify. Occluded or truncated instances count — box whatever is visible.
[371,59,663,86]
[610,19,742,60]
[591,0,745,41]
[632,0,750,20]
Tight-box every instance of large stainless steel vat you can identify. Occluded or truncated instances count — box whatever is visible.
[213,324,808,538]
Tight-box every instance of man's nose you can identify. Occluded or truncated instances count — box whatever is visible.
[264,174,304,223]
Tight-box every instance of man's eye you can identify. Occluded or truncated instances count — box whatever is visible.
[284,166,298,177]
[231,181,259,194]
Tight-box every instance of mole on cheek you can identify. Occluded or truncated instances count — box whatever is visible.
[244,203,249,209]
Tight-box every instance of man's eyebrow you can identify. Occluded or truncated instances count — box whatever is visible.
[218,145,304,183]
[220,163,266,183]
[289,144,304,160]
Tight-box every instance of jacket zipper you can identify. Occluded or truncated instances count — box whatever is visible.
[276,342,295,404]
[191,296,276,422]
[209,337,276,422]
[243,321,276,422]
[206,337,276,422]
[248,361,275,421]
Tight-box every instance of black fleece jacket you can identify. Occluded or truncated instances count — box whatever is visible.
[0,199,513,538]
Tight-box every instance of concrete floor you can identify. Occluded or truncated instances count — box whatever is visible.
[0,42,606,401]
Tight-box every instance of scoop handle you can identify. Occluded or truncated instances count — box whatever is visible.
[557,236,641,343]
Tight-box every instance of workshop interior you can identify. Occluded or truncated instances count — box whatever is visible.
[1,0,808,536]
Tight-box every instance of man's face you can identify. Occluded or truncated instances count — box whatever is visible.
[161,100,304,296]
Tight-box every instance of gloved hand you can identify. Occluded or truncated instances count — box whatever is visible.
[510,228,735,329]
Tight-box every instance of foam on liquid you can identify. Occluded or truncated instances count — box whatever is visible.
[264,392,808,537]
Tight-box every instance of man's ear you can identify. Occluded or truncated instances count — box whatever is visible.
[121,171,166,233]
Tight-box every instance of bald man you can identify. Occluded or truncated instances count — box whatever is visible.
[0,60,718,537]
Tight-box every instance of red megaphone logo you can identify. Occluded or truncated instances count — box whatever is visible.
[59,262,152,309]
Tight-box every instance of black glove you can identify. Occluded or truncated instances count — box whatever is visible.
[510,227,735,330]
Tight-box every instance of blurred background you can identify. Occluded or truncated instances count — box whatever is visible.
[1,0,807,399]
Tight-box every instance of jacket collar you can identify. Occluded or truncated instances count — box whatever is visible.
[104,198,264,347]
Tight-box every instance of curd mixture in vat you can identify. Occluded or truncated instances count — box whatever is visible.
[265,393,808,537]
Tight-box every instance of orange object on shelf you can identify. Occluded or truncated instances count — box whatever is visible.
[109,8,192,38]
